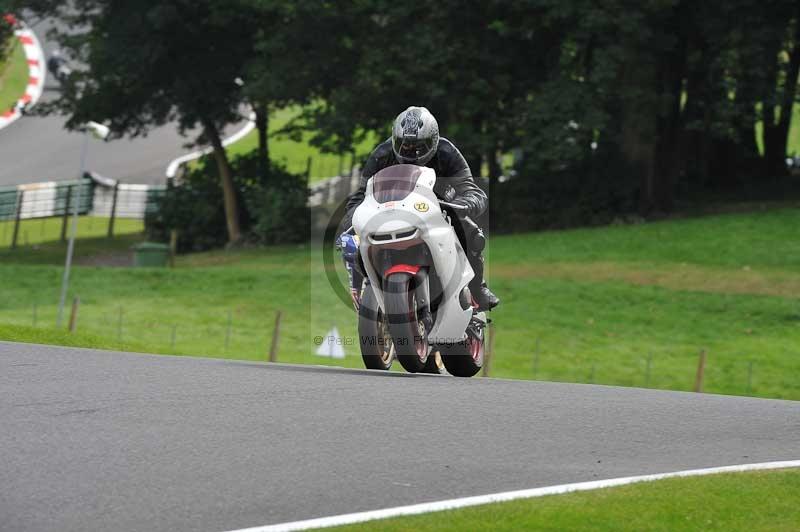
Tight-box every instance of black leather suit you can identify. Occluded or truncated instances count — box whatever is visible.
[343,137,490,301]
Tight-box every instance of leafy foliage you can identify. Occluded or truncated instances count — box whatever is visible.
[13,0,800,239]
[146,154,308,252]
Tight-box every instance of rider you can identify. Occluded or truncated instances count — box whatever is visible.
[342,106,500,311]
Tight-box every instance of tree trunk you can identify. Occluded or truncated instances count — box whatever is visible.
[761,17,795,178]
[255,103,269,182]
[652,11,687,212]
[775,16,800,163]
[203,119,242,244]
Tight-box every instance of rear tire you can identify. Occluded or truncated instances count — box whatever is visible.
[358,284,393,370]
[384,273,429,373]
[440,327,484,378]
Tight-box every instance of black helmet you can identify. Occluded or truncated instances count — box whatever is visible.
[392,106,439,165]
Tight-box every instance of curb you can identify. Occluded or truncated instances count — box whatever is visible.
[0,15,46,131]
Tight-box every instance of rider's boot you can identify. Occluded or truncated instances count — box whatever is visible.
[468,252,500,311]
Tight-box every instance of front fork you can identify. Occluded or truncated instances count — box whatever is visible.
[413,269,433,334]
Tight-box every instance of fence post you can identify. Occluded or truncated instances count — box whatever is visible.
[61,185,73,242]
[107,182,119,238]
[117,307,123,342]
[305,156,313,181]
[68,296,80,332]
[268,310,282,362]
[224,310,232,353]
[11,190,24,249]
[482,323,495,377]
[169,229,178,268]
[693,349,707,393]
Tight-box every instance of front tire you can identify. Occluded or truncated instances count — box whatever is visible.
[384,273,429,373]
[358,284,394,370]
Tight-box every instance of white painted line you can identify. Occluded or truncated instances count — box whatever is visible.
[224,459,800,532]
[165,110,256,178]
[0,19,46,131]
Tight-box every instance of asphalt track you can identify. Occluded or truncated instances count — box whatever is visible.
[1,341,798,532]
[0,20,245,186]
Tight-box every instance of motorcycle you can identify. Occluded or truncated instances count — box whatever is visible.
[348,164,487,377]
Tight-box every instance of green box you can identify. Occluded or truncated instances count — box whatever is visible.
[132,242,170,267]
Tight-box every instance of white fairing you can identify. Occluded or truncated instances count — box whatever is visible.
[352,166,474,343]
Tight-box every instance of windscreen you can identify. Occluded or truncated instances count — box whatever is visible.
[371,164,423,203]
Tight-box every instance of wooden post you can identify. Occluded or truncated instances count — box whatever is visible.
[268,310,282,362]
[224,310,232,353]
[61,185,72,242]
[68,296,80,332]
[169,229,178,268]
[693,350,707,393]
[306,156,313,181]
[11,190,24,249]
[107,182,120,237]
[482,323,495,377]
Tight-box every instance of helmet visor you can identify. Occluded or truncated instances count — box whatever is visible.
[393,136,435,163]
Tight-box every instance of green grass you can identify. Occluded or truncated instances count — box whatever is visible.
[2,208,800,399]
[0,38,28,113]
[332,469,800,532]
[223,105,380,182]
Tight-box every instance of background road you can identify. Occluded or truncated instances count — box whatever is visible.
[0,20,245,186]
[1,341,798,532]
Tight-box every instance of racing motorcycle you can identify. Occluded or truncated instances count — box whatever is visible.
[347,164,487,377]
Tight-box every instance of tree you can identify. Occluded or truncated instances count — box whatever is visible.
[19,0,262,244]
[240,0,359,182]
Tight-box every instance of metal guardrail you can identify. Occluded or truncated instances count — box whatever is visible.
[0,178,165,248]
[308,167,361,207]
[0,179,94,221]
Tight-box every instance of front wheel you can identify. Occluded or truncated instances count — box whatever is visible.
[439,327,485,378]
[358,284,394,370]
[383,273,429,373]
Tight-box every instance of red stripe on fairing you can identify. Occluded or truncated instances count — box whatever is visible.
[28,76,38,86]
[19,35,34,45]
[384,264,421,276]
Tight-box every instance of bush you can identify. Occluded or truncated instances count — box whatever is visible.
[146,152,309,252]
[491,145,639,233]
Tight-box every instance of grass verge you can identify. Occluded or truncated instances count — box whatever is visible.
[1,208,800,399]
[0,37,28,113]
[332,469,800,532]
